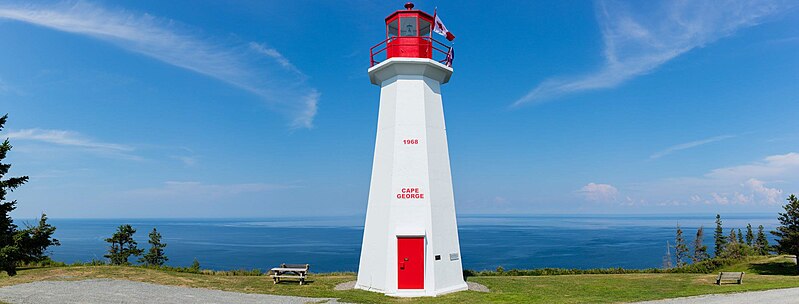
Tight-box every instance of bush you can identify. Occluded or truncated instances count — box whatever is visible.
[22,258,65,268]
[466,256,751,276]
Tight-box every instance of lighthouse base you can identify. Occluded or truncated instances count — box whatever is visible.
[355,281,468,297]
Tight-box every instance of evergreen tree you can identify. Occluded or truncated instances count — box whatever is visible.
[190,258,201,272]
[692,226,709,262]
[771,194,799,270]
[0,114,58,276]
[674,225,689,267]
[104,225,143,265]
[756,225,770,255]
[737,229,744,244]
[729,228,737,244]
[139,228,168,266]
[14,214,60,264]
[714,214,727,257]
[745,224,754,246]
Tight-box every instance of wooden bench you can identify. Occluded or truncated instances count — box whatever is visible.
[716,272,744,285]
[270,263,309,285]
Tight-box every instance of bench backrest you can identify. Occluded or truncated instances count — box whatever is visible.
[281,263,310,271]
[718,272,744,280]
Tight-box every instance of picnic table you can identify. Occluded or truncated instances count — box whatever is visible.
[270,263,309,285]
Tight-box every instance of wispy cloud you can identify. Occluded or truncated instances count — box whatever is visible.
[513,0,793,106]
[7,128,130,151]
[127,181,293,200]
[650,134,735,159]
[0,1,319,128]
[171,155,198,167]
[6,128,141,160]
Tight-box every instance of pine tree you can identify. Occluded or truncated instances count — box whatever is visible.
[139,228,168,266]
[772,194,799,270]
[104,225,143,265]
[674,225,689,267]
[737,229,744,244]
[190,258,201,272]
[15,214,60,264]
[692,226,709,263]
[756,225,770,255]
[0,114,58,276]
[722,228,744,259]
[745,224,754,246]
[714,214,726,257]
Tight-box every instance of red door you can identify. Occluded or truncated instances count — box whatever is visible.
[397,237,424,289]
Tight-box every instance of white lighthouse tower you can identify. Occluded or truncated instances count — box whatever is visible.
[356,3,467,297]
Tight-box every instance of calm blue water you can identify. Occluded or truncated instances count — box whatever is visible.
[39,214,779,273]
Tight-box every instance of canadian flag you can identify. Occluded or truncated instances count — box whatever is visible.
[433,12,455,41]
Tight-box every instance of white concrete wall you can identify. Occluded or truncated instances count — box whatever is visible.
[356,58,467,297]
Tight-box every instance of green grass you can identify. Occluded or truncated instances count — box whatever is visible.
[0,256,798,303]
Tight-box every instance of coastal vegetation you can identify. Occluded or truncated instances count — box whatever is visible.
[104,224,170,267]
[2,255,799,303]
[0,115,59,276]
[139,228,168,266]
[772,194,799,271]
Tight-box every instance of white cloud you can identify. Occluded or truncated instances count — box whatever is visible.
[579,182,618,202]
[650,135,735,159]
[0,1,319,128]
[513,0,792,106]
[706,152,799,180]
[127,181,292,200]
[711,192,730,205]
[744,178,783,204]
[623,152,797,207]
[6,128,141,160]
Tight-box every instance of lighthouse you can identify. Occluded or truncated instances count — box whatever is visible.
[356,3,467,297]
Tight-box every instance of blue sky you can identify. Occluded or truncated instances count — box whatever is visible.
[0,0,797,218]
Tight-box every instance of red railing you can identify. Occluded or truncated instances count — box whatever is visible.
[370,36,454,68]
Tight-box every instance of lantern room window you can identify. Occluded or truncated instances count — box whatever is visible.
[387,19,398,37]
[419,19,431,36]
[400,17,417,36]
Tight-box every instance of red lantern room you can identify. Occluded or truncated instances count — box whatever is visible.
[370,3,453,67]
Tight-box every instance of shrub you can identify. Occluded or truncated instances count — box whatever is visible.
[466,256,748,276]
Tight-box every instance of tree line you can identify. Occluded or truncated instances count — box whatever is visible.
[667,194,799,270]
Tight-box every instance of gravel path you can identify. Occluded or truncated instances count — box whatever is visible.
[0,279,339,304]
[632,287,799,304]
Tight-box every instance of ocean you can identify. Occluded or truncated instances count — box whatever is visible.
[42,214,779,273]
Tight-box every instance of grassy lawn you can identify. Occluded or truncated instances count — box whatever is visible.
[0,256,797,303]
